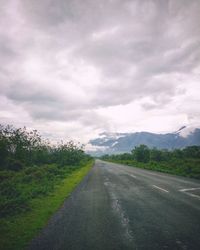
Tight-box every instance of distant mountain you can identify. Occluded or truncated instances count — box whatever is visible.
[87,127,200,156]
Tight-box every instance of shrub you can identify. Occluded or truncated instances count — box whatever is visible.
[7,159,24,171]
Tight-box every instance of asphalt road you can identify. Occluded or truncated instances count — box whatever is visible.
[28,160,200,250]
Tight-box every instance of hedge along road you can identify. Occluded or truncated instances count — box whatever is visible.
[28,160,200,250]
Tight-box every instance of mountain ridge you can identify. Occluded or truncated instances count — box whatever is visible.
[87,127,200,156]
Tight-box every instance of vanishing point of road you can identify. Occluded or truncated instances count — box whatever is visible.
[28,160,200,250]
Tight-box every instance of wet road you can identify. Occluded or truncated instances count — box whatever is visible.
[28,160,200,250]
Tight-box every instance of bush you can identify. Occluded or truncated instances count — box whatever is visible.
[7,159,24,171]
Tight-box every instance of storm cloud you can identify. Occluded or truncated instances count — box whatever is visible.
[0,0,200,142]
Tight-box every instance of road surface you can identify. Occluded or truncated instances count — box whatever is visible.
[28,160,200,250]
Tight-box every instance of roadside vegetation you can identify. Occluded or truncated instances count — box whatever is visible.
[101,144,200,179]
[0,124,93,249]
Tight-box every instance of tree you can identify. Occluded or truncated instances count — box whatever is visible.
[150,148,163,162]
[132,144,150,163]
[182,146,200,158]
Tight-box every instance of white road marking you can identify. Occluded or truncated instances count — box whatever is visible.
[179,187,200,192]
[182,192,200,200]
[179,187,200,199]
[152,185,169,193]
[130,174,137,178]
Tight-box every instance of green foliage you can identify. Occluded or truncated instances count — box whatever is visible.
[131,144,150,163]
[150,148,163,162]
[182,145,200,158]
[0,124,93,218]
[0,124,92,170]
[0,164,73,217]
[52,141,86,167]
[101,144,200,179]
[0,124,93,249]
[0,160,93,250]
[6,158,25,171]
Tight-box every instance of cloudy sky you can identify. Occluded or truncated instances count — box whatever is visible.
[0,0,200,143]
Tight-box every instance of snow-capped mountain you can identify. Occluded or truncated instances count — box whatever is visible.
[87,127,200,156]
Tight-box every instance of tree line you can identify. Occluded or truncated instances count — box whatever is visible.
[0,124,91,171]
[101,144,200,163]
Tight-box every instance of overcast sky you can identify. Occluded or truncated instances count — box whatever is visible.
[0,0,200,143]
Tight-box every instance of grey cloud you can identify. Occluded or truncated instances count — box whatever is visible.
[67,0,199,108]
[141,102,158,111]
[29,106,80,121]
[0,41,17,63]
[164,41,200,72]
[0,0,200,138]
[6,85,57,104]
[4,82,88,121]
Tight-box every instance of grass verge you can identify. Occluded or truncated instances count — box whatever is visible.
[0,160,93,250]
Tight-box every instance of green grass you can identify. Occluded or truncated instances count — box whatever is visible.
[0,160,93,250]
[0,164,72,217]
[106,159,200,179]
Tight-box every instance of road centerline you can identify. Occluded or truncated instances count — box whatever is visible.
[179,187,200,192]
[152,185,169,193]
[130,174,137,178]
